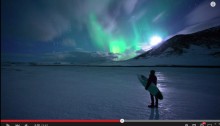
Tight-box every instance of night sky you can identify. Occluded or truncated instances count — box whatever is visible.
[1,0,220,62]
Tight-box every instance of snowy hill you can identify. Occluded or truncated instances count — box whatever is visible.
[136,26,220,58]
[128,26,220,66]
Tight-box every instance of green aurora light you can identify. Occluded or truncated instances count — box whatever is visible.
[88,13,167,60]
[88,14,128,55]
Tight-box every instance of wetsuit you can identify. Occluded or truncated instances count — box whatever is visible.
[145,74,158,106]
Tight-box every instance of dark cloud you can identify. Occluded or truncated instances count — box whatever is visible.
[178,0,220,34]
[2,0,73,41]
[1,0,129,42]
[2,0,220,62]
[186,0,220,25]
[41,51,118,63]
[62,38,76,47]
[1,50,117,64]
[123,0,138,14]
[178,18,220,34]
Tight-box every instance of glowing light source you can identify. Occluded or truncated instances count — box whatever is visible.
[88,13,166,60]
[150,36,162,46]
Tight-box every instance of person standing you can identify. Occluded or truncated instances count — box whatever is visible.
[145,70,158,108]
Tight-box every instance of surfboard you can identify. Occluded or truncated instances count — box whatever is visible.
[137,74,163,100]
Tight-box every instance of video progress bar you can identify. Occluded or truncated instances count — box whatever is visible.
[124,120,220,122]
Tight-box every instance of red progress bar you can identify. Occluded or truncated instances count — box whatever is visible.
[1,120,120,123]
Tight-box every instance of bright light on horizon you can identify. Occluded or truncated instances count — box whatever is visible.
[150,36,162,46]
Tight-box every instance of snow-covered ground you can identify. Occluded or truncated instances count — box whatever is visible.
[1,65,220,120]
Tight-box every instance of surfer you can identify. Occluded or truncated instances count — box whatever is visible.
[145,70,158,108]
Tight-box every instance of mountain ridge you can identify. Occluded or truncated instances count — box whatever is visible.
[135,26,220,59]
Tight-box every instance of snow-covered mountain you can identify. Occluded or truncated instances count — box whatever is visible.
[136,26,220,58]
[128,26,220,66]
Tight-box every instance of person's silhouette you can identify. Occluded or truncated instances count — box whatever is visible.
[145,70,158,108]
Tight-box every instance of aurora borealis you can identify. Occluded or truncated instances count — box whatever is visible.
[88,14,128,54]
[88,13,138,59]
[2,0,220,62]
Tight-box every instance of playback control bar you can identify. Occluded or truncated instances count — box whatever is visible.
[1,120,220,126]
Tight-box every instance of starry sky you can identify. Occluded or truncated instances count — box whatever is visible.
[1,0,220,63]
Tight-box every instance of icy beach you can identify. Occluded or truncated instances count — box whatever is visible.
[1,65,220,120]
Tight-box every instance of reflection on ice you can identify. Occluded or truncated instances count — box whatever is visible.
[156,72,168,93]
[149,108,160,120]
[1,66,220,119]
